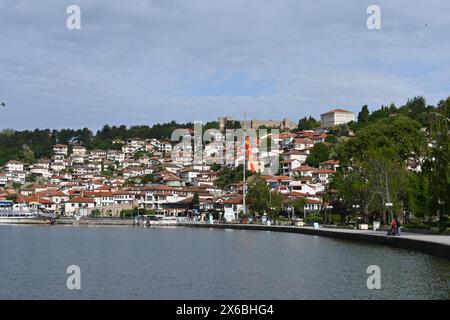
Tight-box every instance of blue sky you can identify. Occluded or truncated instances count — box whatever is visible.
[0,0,449,130]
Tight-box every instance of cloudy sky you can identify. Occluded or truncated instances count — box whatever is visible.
[0,0,449,130]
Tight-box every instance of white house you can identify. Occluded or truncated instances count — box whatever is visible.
[6,160,24,172]
[53,144,68,156]
[292,165,316,177]
[319,159,340,171]
[159,141,173,153]
[223,195,244,221]
[0,173,8,187]
[281,150,308,163]
[72,146,87,156]
[312,169,335,184]
[293,138,315,151]
[113,191,135,205]
[279,159,302,176]
[320,109,355,128]
[63,197,96,216]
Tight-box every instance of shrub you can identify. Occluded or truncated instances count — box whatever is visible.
[404,223,431,230]
[329,214,342,224]
[306,212,323,223]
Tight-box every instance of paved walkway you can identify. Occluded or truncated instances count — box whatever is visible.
[300,226,450,246]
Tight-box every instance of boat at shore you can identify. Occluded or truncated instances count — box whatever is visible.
[134,214,178,227]
[0,201,55,225]
[149,216,178,226]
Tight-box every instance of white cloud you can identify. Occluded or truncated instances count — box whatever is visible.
[0,0,449,129]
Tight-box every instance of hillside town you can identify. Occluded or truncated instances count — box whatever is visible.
[0,109,356,222]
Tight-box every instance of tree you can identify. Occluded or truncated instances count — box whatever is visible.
[363,151,408,224]
[269,191,283,219]
[306,143,330,167]
[335,115,428,225]
[337,115,426,166]
[292,197,307,219]
[26,173,39,183]
[297,116,320,131]
[22,144,35,163]
[141,174,155,184]
[328,124,351,137]
[325,134,338,144]
[330,165,374,223]
[6,194,17,202]
[357,105,369,125]
[192,192,200,207]
[216,165,253,189]
[12,182,21,191]
[204,121,220,131]
[226,120,241,129]
[246,177,283,218]
[424,97,450,232]
[246,177,271,214]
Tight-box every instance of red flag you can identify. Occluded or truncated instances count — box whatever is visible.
[245,136,255,172]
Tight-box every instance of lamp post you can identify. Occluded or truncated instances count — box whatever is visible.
[385,202,393,225]
[438,199,446,228]
[352,204,360,229]
[325,205,333,225]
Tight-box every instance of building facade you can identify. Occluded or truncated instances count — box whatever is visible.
[320,109,355,128]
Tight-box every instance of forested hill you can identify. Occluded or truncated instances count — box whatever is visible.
[0,95,448,166]
[0,121,197,166]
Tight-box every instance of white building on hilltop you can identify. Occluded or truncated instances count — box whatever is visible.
[320,109,355,128]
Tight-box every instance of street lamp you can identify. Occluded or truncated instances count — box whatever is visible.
[325,205,333,225]
[385,202,393,225]
[352,204,360,229]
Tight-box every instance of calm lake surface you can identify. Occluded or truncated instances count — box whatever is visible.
[0,225,449,299]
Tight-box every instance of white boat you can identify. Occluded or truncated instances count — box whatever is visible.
[0,201,55,225]
[149,216,178,226]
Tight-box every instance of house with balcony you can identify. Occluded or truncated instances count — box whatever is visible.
[53,144,68,156]
[279,159,302,176]
[63,196,96,216]
[6,160,24,173]
[312,169,336,184]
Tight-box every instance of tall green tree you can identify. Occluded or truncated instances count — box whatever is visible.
[306,143,330,167]
[292,197,308,219]
[357,105,369,125]
[192,192,200,207]
[335,115,427,224]
[246,177,271,214]
[22,144,35,163]
[424,97,450,231]
[297,116,320,131]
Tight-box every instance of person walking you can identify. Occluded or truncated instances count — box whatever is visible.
[390,218,397,236]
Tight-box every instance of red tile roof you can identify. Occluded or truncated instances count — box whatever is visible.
[321,109,353,115]
[312,169,336,174]
[223,195,243,205]
[64,197,96,204]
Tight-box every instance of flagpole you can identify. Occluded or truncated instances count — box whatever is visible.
[242,111,247,220]
[243,134,246,218]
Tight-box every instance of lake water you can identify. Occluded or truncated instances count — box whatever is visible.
[0,225,448,299]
